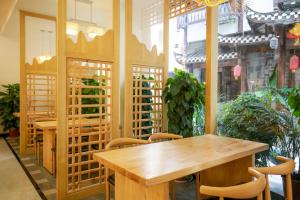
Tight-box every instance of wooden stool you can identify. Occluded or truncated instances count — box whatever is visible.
[200,167,266,200]
[148,133,184,200]
[254,156,295,200]
[105,138,149,200]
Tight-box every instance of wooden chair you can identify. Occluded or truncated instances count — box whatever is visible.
[148,133,183,142]
[32,117,56,165]
[148,133,184,200]
[105,138,149,200]
[254,156,295,200]
[200,168,266,200]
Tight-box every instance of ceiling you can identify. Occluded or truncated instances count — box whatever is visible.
[0,0,18,33]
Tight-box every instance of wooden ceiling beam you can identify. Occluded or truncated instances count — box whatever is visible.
[0,0,18,33]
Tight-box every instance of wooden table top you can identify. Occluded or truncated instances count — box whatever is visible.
[34,118,100,129]
[93,134,268,186]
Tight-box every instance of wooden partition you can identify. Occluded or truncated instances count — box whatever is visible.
[124,0,169,139]
[56,0,120,199]
[19,11,56,155]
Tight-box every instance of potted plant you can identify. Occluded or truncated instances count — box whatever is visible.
[162,69,205,138]
[0,83,20,137]
[219,92,288,167]
[280,84,300,200]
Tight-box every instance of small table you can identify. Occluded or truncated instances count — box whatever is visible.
[34,118,100,175]
[93,135,268,200]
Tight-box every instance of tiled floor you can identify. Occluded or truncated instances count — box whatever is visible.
[4,136,284,200]
[0,137,41,200]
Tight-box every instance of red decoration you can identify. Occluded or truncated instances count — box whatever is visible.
[290,55,299,73]
[233,65,241,80]
[286,32,300,39]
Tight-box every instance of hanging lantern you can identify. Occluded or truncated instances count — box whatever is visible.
[270,36,279,49]
[290,55,299,73]
[233,65,241,80]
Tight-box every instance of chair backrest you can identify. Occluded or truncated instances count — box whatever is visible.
[105,138,149,150]
[148,133,183,142]
[33,117,56,123]
[254,156,295,200]
[200,168,266,200]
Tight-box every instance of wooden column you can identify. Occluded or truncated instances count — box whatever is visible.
[163,0,169,131]
[56,0,68,199]
[112,0,121,139]
[19,11,26,155]
[240,48,247,92]
[278,29,286,88]
[205,6,218,134]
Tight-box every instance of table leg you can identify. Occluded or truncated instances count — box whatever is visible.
[115,172,169,200]
[200,155,254,187]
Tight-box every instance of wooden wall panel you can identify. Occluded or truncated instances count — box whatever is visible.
[56,0,120,199]
[19,11,56,155]
[124,0,169,138]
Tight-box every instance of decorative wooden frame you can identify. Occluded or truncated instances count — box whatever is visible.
[56,0,120,199]
[169,0,205,18]
[124,0,169,138]
[19,10,56,155]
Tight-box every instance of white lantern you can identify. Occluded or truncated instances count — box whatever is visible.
[270,37,279,49]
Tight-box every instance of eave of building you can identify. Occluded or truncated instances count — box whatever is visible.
[245,5,300,25]
[175,52,238,65]
[218,33,275,46]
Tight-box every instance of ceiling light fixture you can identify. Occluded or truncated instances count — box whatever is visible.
[37,29,52,64]
[66,0,106,38]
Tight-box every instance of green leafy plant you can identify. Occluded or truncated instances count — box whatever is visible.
[133,75,153,136]
[163,69,205,137]
[0,84,20,132]
[219,93,288,166]
[288,84,300,124]
[81,78,105,115]
[284,84,300,179]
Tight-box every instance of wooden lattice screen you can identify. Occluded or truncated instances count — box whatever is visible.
[132,65,164,139]
[66,34,114,192]
[169,0,204,18]
[24,58,57,150]
[124,0,168,138]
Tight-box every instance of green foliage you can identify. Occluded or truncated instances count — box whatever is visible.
[219,93,289,166]
[163,69,205,137]
[288,84,300,124]
[133,75,153,135]
[81,78,105,115]
[0,84,20,131]
[268,65,278,87]
[193,102,205,136]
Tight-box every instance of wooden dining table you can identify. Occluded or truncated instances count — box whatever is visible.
[34,118,100,174]
[93,134,269,200]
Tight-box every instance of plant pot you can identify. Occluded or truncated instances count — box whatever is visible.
[282,175,300,200]
[9,128,19,137]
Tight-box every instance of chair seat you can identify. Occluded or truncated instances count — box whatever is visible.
[107,174,115,186]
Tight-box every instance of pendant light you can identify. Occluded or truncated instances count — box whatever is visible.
[87,1,105,38]
[66,0,79,36]
[37,29,52,64]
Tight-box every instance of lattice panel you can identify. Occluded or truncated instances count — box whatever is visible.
[67,58,112,192]
[26,74,56,148]
[169,0,204,18]
[132,65,164,139]
[142,0,163,29]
